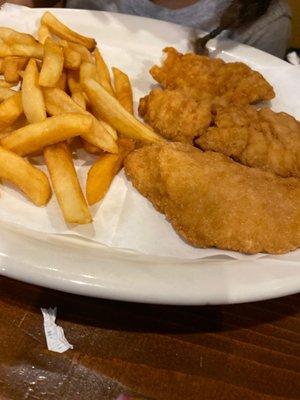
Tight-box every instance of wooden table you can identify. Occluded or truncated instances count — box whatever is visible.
[0,276,299,400]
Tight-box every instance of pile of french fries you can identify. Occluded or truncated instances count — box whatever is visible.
[0,12,163,224]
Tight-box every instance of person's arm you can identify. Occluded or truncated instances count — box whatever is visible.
[232,14,291,59]
[3,1,64,6]
[248,16,291,58]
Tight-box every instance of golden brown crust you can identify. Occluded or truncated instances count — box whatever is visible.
[139,88,212,144]
[150,47,275,107]
[196,105,300,178]
[125,142,300,255]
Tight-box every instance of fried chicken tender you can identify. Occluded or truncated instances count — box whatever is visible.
[150,47,275,107]
[196,105,300,178]
[139,88,212,143]
[125,142,300,255]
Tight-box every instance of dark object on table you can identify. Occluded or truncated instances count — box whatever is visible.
[194,0,273,54]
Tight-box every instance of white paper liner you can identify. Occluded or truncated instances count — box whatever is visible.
[0,4,299,263]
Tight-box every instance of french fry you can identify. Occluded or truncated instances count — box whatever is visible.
[1,113,93,156]
[39,38,64,87]
[0,87,16,101]
[0,58,4,73]
[58,39,81,70]
[0,40,12,57]
[83,79,164,144]
[56,71,67,91]
[86,138,135,205]
[22,59,47,123]
[94,48,114,96]
[43,87,118,153]
[0,114,28,139]
[10,43,44,59]
[0,92,23,131]
[44,142,92,224]
[37,24,51,45]
[0,146,51,206]
[67,69,87,109]
[112,67,134,114]
[67,41,94,63]
[82,140,103,155]
[79,62,99,86]
[41,12,96,51]
[63,46,81,70]
[0,80,14,88]
[3,56,28,83]
[72,90,87,110]
[0,27,36,46]
[101,120,118,141]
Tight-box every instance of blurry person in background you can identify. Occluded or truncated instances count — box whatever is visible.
[5,0,291,58]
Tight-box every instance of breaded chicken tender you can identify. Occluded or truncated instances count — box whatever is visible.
[150,47,275,107]
[196,105,300,178]
[125,142,300,255]
[139,88,212,143]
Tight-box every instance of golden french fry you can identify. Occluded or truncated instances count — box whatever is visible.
[56,71,67,91]
[112,67,134,114]
[83,79,163,144]
[0,87,16,101]
[37,24,51,45]
[63,46,81,70]
[0,146,51,206]
[3,56,28,83]
[0,114,28,139]
[12,113,28,129]
[67,41,94,63]
[0,80,14,88]
[41,12,96,51]
[44,142,92,224]
[94,48,114,96]
[0,92,23,131]
[43,87,118,154]
[0,40,12,57]
[101,120,118,141]
[80,62,100,87]
[22,59,47,124]
[1,113,93,156]
[0,27,36,46]
[67,69,87,109]
[10,43,44,59]
[72,90,87,109]
[39,38,64,87]
[82,140,103,155]
[86,138,135,205]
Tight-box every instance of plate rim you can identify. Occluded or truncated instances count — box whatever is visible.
[0,7,299,305]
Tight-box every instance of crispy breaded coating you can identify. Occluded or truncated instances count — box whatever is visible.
[125,142,300,255]
[150,47,275,106]
[196,105,300,178]
[139,88,212,143]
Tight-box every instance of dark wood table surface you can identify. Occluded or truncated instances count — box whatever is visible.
[0,276,299,400]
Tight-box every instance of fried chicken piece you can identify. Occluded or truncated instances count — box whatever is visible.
[125,142,300,255]
[150,47,275,107]
[139,88,212,143]
[196,105,300,178]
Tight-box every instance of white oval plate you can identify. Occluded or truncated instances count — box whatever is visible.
[0,7,299,304]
